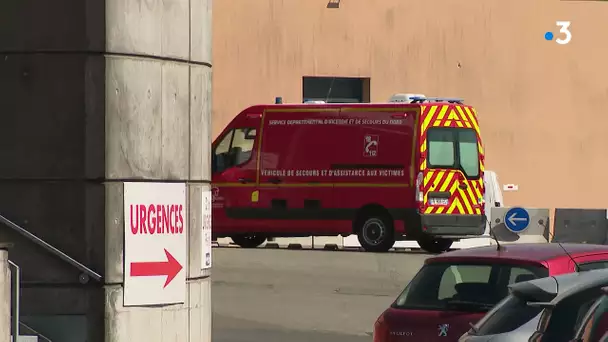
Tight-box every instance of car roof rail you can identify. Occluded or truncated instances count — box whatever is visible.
[409,96,464,104]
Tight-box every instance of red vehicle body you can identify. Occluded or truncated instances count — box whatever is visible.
[211,97,486,252]
[373,243,608,342]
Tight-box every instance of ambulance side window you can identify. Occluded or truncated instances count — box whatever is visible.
[231,128,256,165]
[212,128,257,173]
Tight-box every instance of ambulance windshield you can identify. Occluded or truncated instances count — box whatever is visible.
[427,128,480,178]
[212,127,257,173]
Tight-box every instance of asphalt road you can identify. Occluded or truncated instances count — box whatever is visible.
[212,248,430,342]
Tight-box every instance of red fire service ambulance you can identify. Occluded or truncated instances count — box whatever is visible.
[211,94,486,253]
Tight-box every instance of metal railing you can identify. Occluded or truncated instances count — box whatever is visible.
[9,260,19,342]
[19,321,53,342]
[5,259,54,342]
[0,214,101,283]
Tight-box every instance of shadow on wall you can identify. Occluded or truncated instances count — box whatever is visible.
[551,209,608,245]
[492,223,521,242]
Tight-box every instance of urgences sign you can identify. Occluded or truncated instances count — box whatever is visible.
[123,182,187,307]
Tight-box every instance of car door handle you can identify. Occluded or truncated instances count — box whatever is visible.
[459,183,468,190]
[268,177,282,184]
[238,178,253,184]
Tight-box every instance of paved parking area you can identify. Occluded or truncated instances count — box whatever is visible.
[212,248,430,341]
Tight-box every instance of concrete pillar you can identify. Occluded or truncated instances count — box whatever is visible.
[103,0,213,339]
[0,247,9,342]
[0,0,212,340]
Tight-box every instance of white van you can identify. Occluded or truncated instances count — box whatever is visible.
[484,171,503,234]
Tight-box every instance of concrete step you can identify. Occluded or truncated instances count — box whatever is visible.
[12,336,39,342]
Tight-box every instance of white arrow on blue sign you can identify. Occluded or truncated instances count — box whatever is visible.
[504,207,530,233]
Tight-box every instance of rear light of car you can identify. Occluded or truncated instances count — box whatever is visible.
[373,313,389,342]
[415,172,424,204]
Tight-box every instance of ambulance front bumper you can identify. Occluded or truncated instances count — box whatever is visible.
[421,213,486,237]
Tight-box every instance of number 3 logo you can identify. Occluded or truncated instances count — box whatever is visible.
[555,21,572,45]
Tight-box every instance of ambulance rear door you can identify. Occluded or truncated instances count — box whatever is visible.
[418,104,485,236]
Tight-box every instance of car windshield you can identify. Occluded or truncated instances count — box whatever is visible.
[541,287,605,342]
[472,293,543,336]
[392,261,549,312]
[427,127,480,178]
[212,127,257,173]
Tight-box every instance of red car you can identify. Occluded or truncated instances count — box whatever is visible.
[212,96,486,253]
[372,243,608,342]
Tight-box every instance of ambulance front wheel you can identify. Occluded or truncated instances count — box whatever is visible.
[417,237,453,254]
[231,234,266,248]
[356,214,395,253]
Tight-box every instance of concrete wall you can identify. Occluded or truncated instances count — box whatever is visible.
[212,0,608,209]
[0,0,107,335]
[0,0,212,340]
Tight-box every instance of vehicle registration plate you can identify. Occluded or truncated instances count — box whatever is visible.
[429,198,449,206]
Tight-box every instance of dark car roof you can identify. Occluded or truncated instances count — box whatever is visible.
[509,269,608,304]
[427,243,608,263]
[550,269,608,304]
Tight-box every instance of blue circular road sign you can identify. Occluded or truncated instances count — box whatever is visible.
[504,207,530,233]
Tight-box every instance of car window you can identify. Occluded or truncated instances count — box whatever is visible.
[438,265,491,300]
[578,261,608,272]
[212,128,257,173]
[215,130,234,155]
[457,129,480,178]
[392,262,548,312]
[579,310,596,342]
[231,128,256,165]
[577,295,608,342]
[577,297,603,342]
[427,127,480,178]
[541,287,604,342]
[509,266,540,284]
[473,294,543,336]
[427,129,455,167]
[592,314,608,342]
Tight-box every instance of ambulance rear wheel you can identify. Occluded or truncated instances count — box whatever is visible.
[231,234,266,248]
[417,237,453,254]
[356,214,395,253]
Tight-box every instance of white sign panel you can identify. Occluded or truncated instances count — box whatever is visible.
[202,188,212,269]
[123,182,187,306]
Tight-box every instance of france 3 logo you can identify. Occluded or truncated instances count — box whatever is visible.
[544,21,572,45]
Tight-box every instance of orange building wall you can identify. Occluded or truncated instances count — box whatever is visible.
[212,0,608,209]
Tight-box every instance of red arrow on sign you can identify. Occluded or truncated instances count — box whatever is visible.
[130,249,183,288]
